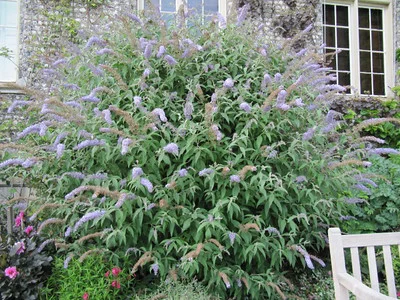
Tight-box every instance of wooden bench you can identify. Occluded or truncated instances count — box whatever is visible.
[328,227,400,299]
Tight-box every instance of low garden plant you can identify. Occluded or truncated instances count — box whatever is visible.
[1,4,399,299]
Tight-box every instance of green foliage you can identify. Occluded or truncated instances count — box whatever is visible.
[1,9,375,299]
[40,255,132,299]
[0,210,54,300]
[132,280,219,300]
[343,100,400,148]
[344,155,400,233]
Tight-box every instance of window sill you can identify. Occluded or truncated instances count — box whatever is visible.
[0,80,26,94]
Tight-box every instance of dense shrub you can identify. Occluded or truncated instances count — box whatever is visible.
[1,6,395,299]
[0,209,54,299]
[343,155,400,233]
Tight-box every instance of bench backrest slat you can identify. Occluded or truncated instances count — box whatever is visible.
[350,247,362,281]
[382,245,396,297]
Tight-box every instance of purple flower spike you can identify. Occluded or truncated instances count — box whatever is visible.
[63,172,86,179]
[294,98,305,107]
[164,55,177,66]
[133,96,142,107]
[230,175,241,183]
[178,168,188,177]
[0,158,24,169]
[152,108,168,122]
[157,45,166,58]
[236,4,249,25]
[144,43,152,59]
[63,255,73,268]
[184,101,193,120]
[143,68,151,78]
[115,193,127,208]
[73,139,106,150]
[295,176,307,183]
[261,74,271,89]
[96,48,114,55]
[101,109,112,124]
[56,144,65,159]
[85,36,106,49]
[302,128,315,141]
[87,173,108,180]
[132,167,144,179]
[223,78,234,89]
[199,168,214,177]
[239,102,251,113]
[140,177,153,193]
[163,143,179,155]
[151,263,159,276]
[274,73,282,82]
[121,138,133,155]
[276,90,287,104]
[228,232,236,245]
[22,158,37,168]
[73,210,106,232]
[52,58,67,67]
[7,100,30,113]
[368,148,400,156]
[126,13,143,25]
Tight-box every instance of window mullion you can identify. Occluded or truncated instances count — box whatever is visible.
[351,0,361,95]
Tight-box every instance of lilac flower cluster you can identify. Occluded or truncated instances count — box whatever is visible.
[73,210,106,232]
[178,168,188,177]
[211,124,223,141]
[102,109,112,124]
[199,168,214,177]
[163,143,179,155]
[56,144,65,159]
[152,108,168,122]
[236,4,249,25]
[295,245,314,269]
[164,55,177,66]
[63,172,86,179]
[73,139,106,150]
[65,186,90,200]
[157,45,166,58]
[96,48,114,55]
[223,78,234,89]
[87,173,108,180]
[37,239,55,253]
[367,148,400,156]
[239,102,251,113]
[17,121,52,139]
[132,167,144,179]
[121,138,133,155]
[7,100,31,113]
[85,36,106,49]
[276,90,290,111]
[343,198,366,204]
[140,178,154,193]
[228,232,236,245]
[184,101,193,120]
[230,175,241,183]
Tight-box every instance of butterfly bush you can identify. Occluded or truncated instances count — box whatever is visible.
[1,7,394,299]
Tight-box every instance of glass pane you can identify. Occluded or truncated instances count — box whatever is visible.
[188,0,201,12]
[0,27,18,53]
[372,31,383,51]
[360,73,372,94]
[323,5,335,25]
[373,74,385,95]
[336,6,348,26]
[144,0,159,9]
[371,9,383,29]
[0,1,18,27]
[325,27,335,47]
[338,50,350,71]
[359,8,369,28]
[338,72,350,88]
[161,13,175,24]
[359,51,371,72]
[0,56,17,82]
[359,30,370,50]
[161,0,175,12]
[337,28,349,48]
[373,53,384,73]
[204,0,218,13]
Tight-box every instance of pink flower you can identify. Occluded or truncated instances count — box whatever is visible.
[15,241,25,255]
[111,280,121,289]
[112,267,121,276]
[4,266,19,279]
[105,270,110,277]
[25,225,34,235]
[82,292,89,300]
[15,211,24,227]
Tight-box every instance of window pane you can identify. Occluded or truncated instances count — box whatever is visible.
[338,72,350,88]
[372,31,383,51]
[0,56,17,82]
[359,8,369,28]
[0,27,18,53]
[325,51,336,69]
[0,1,18,27]
[336,6,348,26]
[337,28,349,48]
[204,0,218,13]
[373,53,384,73]
[338,50,350,71]
[360,73,372,94]
[325,27,335,47]
[161,0,175,12]
[323,5,335,25]
[373,74,385,95]
[359,51,371,72]
[144,0,159,9]
[371,9,383,29]
[359,30,370,50]
[188,0,201,12]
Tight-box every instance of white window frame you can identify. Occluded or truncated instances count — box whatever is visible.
[0,0,21,93]
[323,0,394,97]
[137,0,229,20]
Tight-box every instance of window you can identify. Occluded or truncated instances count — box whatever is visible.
[0,0,19,83]
[138,0,226,23]
[323,1,394,97]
